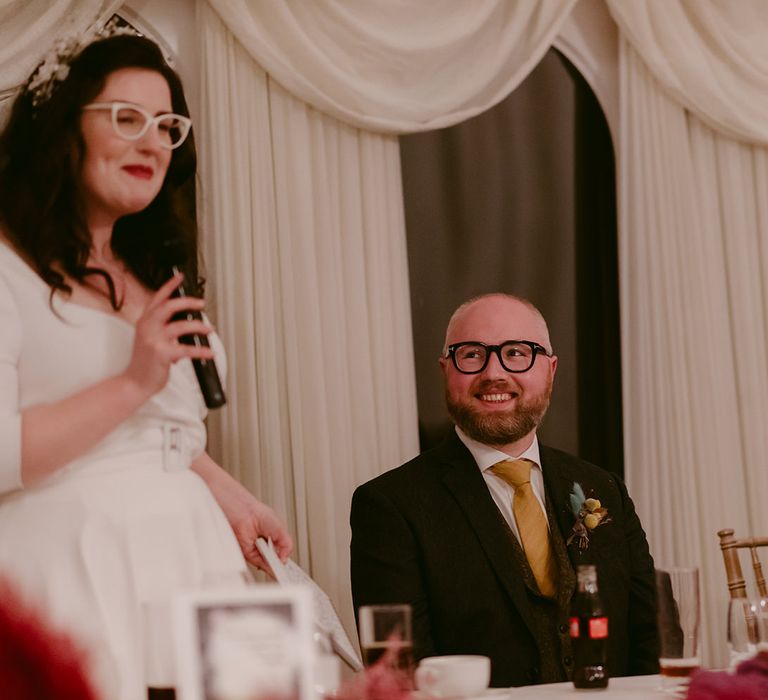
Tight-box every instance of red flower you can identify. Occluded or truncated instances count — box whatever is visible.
[0,578,99,700]
[335,643,413,700]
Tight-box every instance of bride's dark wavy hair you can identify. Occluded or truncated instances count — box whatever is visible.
[0,33,200,306]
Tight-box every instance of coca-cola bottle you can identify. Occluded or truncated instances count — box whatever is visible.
[570,564,609,689]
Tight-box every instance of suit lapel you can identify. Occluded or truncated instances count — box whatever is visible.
[436,433,538,639]
[540,446,602,570]
[540,447,580,550]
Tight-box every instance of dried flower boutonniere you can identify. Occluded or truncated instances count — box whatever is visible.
[566,482,610,551]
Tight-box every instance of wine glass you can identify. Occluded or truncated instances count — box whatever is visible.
[727,597,759,668]
[756,597,768,653]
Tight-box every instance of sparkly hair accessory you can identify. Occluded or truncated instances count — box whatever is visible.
[25,17,139,107]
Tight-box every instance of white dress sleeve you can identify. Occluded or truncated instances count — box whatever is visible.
[0,267,23,493]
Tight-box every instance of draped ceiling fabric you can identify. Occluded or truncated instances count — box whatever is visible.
[0,0,121,107]
[607,0,768,145]
[204,0,578,133]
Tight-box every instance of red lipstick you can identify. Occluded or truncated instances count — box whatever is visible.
[123,165,153,179]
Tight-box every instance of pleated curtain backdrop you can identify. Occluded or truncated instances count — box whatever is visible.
[196,0,577,642]
[618,41,768,665]
[199,0,768,662]
[607,0,768,665]
[196,2,419,637]
[3,0,768,666]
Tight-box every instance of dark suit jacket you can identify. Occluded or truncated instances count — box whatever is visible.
[350,431,658,687]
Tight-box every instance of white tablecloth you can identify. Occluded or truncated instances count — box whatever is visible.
[506,674,667,698]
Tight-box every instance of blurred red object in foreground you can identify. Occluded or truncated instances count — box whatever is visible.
[0,578,99,700]
[335,644,413,700]
[687,651,768,700]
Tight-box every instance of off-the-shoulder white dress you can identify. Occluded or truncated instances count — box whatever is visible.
[0,241,247,699]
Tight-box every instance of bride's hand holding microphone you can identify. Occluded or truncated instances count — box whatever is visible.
[123,272,213,400]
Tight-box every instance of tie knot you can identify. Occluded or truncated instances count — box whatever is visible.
[490,458,532,488]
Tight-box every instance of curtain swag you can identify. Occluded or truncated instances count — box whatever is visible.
[0,0,121,97]
[205,0,578,134]
[607,0,768,145]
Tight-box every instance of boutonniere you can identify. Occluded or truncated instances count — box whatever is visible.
[566,482,611,551]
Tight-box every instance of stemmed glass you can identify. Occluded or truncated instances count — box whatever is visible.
[757,598,768,653]
[727,597,759,668]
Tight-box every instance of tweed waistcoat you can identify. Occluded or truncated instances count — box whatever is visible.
[497,488,576,683]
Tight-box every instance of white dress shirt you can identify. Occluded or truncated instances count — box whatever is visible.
[455,426,549,545]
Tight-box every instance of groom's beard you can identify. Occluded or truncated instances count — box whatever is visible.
[445,377,553,446]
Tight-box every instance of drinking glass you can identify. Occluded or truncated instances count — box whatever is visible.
[727,597,759,668]
[358,604,414,674]
[655,567,700,693]
[757,598,768,653]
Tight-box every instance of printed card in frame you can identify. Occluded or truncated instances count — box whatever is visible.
[173,584,315,700]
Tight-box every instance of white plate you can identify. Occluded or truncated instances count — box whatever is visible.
[413,688,512,700]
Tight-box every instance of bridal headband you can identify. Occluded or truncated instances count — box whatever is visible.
[25,17,139,107]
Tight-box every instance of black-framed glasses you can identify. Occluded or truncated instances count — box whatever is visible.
[82,101,192,149]
[445,340,551,374]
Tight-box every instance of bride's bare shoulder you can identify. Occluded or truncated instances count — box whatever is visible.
[0,230,22,257]
[0,228,18,249]
[0,229,14,254]
[0,231,40,275]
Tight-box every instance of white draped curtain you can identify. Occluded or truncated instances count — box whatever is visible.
[196,2,421,636]
[607,0,768,666]
[4,0,768,667]
[204,0,577,133]
[198,0,576,638]
[0,0,121,110]
[200,0,768,662]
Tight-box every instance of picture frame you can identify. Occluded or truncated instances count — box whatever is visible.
[173,584,315,700]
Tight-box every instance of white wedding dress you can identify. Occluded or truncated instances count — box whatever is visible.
[0,241,248,699]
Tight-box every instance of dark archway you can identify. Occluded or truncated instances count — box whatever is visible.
[400,48,623,476]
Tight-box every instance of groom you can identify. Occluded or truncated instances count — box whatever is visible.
[350,294,658,687]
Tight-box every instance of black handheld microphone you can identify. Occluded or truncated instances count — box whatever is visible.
[171,265,226,409]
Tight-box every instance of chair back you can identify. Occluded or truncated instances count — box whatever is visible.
[718,529,768,599]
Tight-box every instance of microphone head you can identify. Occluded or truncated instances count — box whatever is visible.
[160,237,198,292]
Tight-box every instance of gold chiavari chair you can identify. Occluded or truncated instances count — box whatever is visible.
[717,529,768,599]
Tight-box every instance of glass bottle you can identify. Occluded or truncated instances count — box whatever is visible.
[570,564,609,689]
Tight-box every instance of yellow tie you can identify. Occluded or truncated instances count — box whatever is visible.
[491,459,556,598]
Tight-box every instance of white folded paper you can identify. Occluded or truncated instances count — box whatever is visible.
[257,538,363,671]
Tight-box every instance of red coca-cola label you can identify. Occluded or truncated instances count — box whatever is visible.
[569,616,608,639]
[589,617,608,639]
